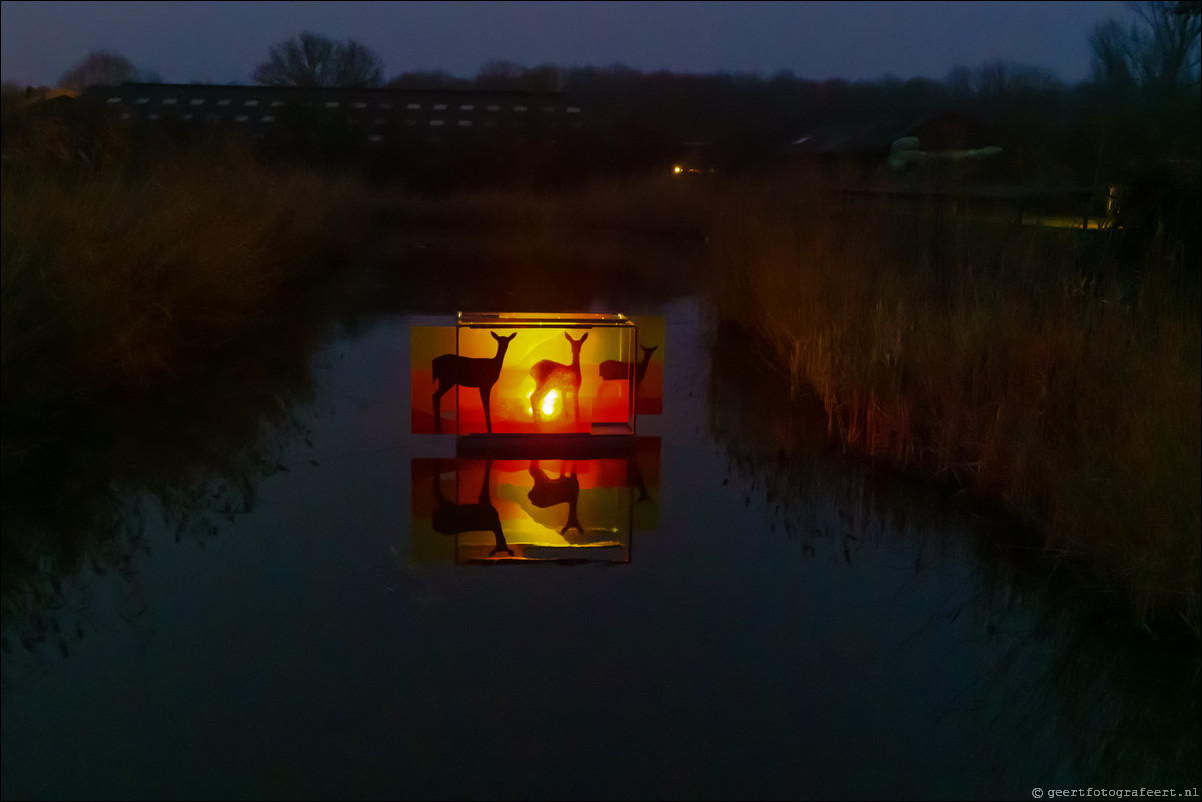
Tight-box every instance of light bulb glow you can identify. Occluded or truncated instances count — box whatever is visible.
[525,387,561,418]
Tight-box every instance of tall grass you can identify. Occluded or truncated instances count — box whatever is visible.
[704,172,1201,635]
[1,119,373,417]
[706,326,1201,786]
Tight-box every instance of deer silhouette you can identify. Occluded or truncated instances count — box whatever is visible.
[527,460,583,537]
[600,343,657,388]
[529,332,588,423]
[432,460,513,557]
[432,331,516,434]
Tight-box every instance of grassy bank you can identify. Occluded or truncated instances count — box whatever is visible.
[703,174,1200,636]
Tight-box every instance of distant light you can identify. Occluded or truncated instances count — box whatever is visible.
[673,165,682,174]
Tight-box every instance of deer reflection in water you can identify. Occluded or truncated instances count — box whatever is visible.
[432,459,513,557]
[527,460,584,538]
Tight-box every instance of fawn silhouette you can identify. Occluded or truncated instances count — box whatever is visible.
[432,331,516,434]
[529,332,588,423]
[527,460,583,537]
[432,459,513,557]
[599,343,657,388]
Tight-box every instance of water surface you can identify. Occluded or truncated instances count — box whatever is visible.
[2,295,1198,800]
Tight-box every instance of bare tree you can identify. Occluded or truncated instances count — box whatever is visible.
[253,32,383,88]
[972,60,1063,99]
[475,61,562,91]
[1134,0,1202,86]
[1090,1,1201,89]
[475,59,526,90]
[1090,19,1140,88]
[58,51,135,90]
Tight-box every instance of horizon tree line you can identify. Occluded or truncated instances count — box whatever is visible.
[5,4,1194,192]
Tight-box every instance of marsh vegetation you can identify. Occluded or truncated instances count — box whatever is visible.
[703,174,1201,637]
[2,71,1199,645]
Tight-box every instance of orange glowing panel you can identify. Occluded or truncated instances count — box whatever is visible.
[628,316,664,416]
[449,313,637,436]
[411,326,458,434]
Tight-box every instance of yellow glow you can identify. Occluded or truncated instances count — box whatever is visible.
[542,389,559,416]
[525,387,561,418]
[673,165,682,174]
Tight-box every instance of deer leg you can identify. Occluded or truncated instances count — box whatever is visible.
[560,495,583,536]
[432,383,449,434]
[489,524,514,557]
[479,383,493,433]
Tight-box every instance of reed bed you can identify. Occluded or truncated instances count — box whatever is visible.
[1,125,373,417]
[703,174,1201,635]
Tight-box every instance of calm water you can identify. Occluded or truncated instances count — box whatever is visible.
[2,295,1198,800]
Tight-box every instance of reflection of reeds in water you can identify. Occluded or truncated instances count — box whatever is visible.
[706,325,1201,789]
[704,172,1201,636]
[0,323,322,657]
[0,114,371,655]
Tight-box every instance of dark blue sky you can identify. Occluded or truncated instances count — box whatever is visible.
[1,1,1136,88]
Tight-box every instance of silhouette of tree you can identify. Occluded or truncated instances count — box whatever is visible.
[386,70,472,90]
[59,51,136,90]
[253,32,383,87]
[1090,1,1201,89]
[474,61,562,91]
[475,60,526,89]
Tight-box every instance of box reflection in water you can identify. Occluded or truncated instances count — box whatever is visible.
[412,447,658,563]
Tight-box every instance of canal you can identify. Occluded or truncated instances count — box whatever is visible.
[2,283,1198,799]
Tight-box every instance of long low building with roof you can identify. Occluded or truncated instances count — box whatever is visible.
[78,83,584,147]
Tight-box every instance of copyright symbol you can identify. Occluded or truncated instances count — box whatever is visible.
[1033,790,1044,799]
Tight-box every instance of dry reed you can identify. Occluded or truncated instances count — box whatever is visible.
[704,173,1200,635]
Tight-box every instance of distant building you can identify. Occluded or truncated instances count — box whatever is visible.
[785,111,1119,228]
[786,112,1004,211]
[789,111,989,158]
[77,83,583,147]
[16,86,80,105]
[71,82,588,189]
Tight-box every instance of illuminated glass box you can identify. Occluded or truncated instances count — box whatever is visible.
[421,312,638,436]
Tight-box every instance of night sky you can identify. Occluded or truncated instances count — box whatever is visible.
[2,1,1136,88]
